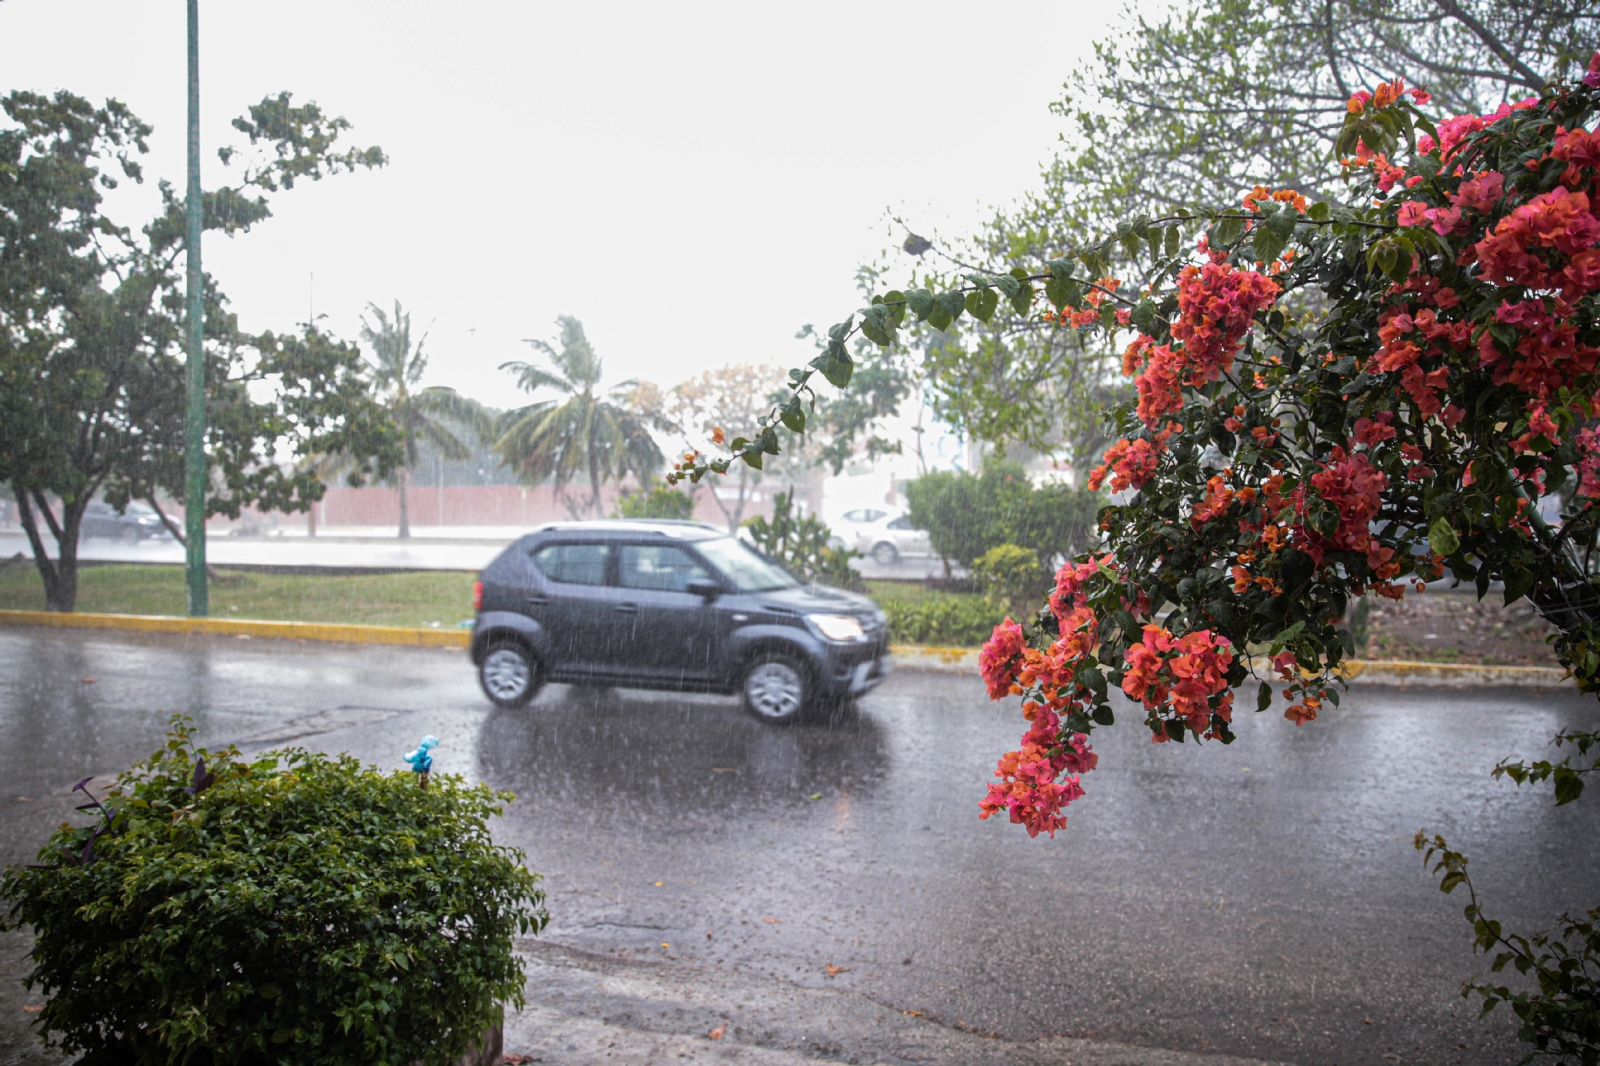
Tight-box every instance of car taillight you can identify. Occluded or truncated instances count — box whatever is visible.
[472,580,483,611]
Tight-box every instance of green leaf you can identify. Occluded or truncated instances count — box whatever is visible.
[992,274,1021,299]
[1210,214,1246,247]
[759,427,780,454]
[1090,705,1115,726]
[1257,681,1273,712]
[935,289,966,324]
[926,306,953,332]
[1130,299,1157,333]
[1428,517,1460,557]
[1308,201,1331,222]
[1552,767,1584,806]
[740,448,764,470]
[1007,281,1034,315]
[1253,209,1290,263]
[1045,257,1075,279]
[1163,225,1181,258]
[780,399,805,432]
[884,291,907,327]
[859,303,897,346]
[965,288,1000,323]
[905,288,935,321]
[1503,568,1536,606]
[1045,276,1081,311]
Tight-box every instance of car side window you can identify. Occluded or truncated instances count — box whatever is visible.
[842,509,868,522]
[887,516,913,530]
[864,509,887,522]
[531,543,610,585]
[617,544,709,593]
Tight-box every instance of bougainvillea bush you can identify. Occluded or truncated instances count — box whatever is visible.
[0,719,547,1066]
[669,55,1600,1058]
[678,56,1600,837]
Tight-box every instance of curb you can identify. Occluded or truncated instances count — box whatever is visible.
[0,612,1576,688]
[0,609,470,648]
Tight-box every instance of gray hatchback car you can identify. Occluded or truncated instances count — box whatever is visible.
[470,520,891,722]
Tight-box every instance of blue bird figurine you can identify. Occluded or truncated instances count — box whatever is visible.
[404,735,439,789]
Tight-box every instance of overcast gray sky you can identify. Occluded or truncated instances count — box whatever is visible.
[4,1,1120,407]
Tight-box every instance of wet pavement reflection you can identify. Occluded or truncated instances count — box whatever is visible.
[0,627,1596,1066]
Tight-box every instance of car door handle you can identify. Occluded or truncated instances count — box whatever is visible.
[525,594,549,605]
[614,603,638,614]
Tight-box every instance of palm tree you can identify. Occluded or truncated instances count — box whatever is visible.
[361,301,489,538]
[494,316,662,517]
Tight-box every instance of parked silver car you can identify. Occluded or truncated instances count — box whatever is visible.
[830,508,932,565]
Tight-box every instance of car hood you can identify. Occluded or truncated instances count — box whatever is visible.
[756,583,880,618]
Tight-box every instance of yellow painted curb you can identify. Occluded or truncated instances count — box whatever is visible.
[0,609,470,648]
[1332,659,1572,687]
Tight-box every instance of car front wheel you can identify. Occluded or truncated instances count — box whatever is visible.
[871,541,899,565]
[479,641,542,708]
[742,655,809,724]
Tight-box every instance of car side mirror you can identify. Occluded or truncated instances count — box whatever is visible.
[686,577,721,600]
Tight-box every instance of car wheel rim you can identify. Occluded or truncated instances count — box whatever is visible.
[483,649,530,701]
[873,544,896,564]
[746,662,803,719]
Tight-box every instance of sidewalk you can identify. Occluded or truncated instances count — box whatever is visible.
[505,940,1297,1066]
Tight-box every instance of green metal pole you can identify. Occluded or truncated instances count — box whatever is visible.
[183,0,208,616]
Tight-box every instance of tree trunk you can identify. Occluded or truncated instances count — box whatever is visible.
[397,466,411,539]
[307,499,317,537]
[15,487,86,613]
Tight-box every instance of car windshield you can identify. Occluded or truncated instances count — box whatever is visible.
[693,536,799,592]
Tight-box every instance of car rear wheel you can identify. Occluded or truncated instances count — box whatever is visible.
[742,655,809,724]
[871,541,899,565]
[479,641,541,708]
[119,524,141,544]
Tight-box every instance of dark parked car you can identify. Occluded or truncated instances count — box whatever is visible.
[470,520,890,722]
[81,501,170,542]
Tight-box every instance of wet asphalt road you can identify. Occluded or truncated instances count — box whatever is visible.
[0,626,1596,1066]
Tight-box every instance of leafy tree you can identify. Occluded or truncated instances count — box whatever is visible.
[494,316,661,518]
[359,301,488,538]
[0,90,393,611]
[655,363,782,531]
[868,0,1595,467]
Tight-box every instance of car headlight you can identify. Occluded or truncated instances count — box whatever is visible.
[809,614,865,641]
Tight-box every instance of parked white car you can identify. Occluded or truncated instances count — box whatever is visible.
[830,508,933,565]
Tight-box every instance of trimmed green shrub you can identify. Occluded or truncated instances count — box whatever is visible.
[904,460,1102,569]
[1,719,547,1066]
[971,543,1046,618]
[614,480,697,520]
[884,596,1005,647]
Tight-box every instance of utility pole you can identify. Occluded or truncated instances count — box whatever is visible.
[184,0,208,615]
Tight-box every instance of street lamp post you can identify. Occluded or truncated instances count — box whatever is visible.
[184,0,208,616]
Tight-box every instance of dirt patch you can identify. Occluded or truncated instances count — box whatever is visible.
[1358,590,1560,666]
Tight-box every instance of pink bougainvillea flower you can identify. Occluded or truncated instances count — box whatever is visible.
[979,618,1027,701]
[1396,201,1429,227]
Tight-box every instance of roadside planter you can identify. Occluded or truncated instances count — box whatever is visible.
[0,718,547,1066]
